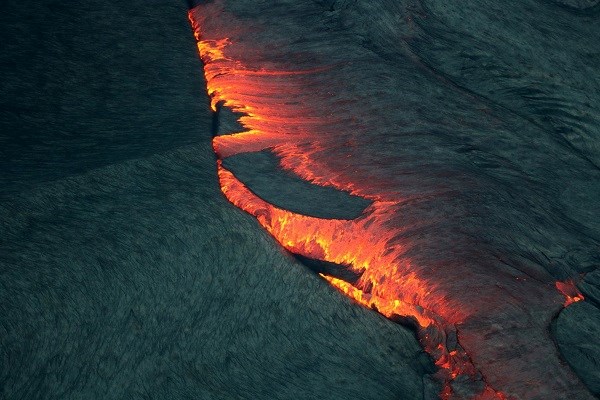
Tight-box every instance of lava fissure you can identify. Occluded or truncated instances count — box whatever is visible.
[217,161,498,398]
[293,254,364,285]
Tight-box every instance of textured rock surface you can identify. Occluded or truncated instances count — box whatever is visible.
[0,0,207,194]
[0,147,429,400]
[555,0,600,10]
[222,150,371,219]
[554,302,600,396]
[0,1,428,399]
[1,0,599,399]
[579,269,600,306]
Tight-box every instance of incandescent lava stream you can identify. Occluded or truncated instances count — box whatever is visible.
[189,1,598,399]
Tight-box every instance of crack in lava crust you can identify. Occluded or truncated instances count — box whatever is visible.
[217,162,499,399]
[189,3,592,399]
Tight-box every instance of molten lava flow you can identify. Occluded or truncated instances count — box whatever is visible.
[190,7,507,398]
[217,161,500,396]
[189,3,593,399]
[555,280,584,307]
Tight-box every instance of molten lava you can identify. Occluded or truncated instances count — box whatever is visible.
[189,3,592,399]
[202,31,502,393]
[555,280,585,307]
[217,160,502,397]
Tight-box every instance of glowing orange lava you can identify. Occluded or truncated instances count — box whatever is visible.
[190,7,506,398]
[188,3,590,399]
[555,280,584,307]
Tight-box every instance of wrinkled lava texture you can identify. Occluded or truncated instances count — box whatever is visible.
[2,1,599,400]
[189,0,600,399]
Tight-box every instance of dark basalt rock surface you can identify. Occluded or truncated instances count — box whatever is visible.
[2,0,599,398]
[553,302,600,396]
[222,150,372,220]
[0,0,208,196]
[0,146,428,400]
[0,1,428,399]
[579,269,600,307]
[212,103,246,137]
[555,0,600,10]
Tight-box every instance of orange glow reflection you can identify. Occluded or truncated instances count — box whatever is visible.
[555,280,584,307]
